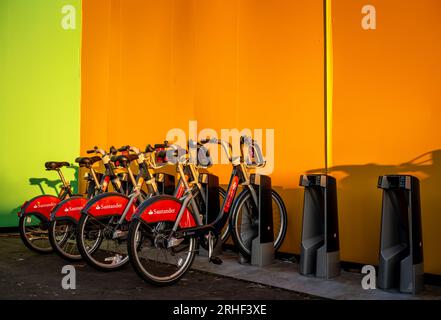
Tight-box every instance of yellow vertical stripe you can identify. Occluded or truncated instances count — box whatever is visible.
[326,0,333,169]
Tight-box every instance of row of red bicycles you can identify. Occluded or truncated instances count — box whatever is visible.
[18,136,287,285]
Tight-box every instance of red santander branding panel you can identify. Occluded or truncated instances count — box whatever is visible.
[223,176,239,213]
[139,199,196,228]
[22,195,60,219]
[53,197,88,222]
[175,183,185,198]
[87,195,136,221]
[175,175,189,198]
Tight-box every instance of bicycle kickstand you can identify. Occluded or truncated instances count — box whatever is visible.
[207,231,222,265]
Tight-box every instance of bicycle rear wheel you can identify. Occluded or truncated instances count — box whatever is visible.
[128,219,196,286]
[49,218,102,261]
[48,219,81,261]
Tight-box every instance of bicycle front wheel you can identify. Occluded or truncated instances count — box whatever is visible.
[19,213,53,254]
[77,214,129,271]
[49,219,102,261]
[128,219,196,286]
[229,189,288,258]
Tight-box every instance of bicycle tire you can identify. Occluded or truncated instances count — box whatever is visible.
[76,213,130,271]
[19,213,53,254]
[48,219,82,261]
[229,188,288,258]
[128,218,196,286]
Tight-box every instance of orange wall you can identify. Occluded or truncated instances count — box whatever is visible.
[81,0,197,151]
[331,0,441,274]
[81,0,325,254]
[81,0,441,274]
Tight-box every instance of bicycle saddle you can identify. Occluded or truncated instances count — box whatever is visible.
[75,156,101,168]
[111,154,138,167]
[45,161,70,170]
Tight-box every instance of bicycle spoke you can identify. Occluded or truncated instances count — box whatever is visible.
[132,220,195,282]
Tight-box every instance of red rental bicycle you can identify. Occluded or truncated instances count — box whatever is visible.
[75,145,168,271]
[127,136,287,285]
[18,161,74,253]
[47,146,124,261]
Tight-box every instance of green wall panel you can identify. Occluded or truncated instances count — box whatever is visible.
[0,0,82,227]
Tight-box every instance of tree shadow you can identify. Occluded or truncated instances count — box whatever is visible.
[304,150,441,273]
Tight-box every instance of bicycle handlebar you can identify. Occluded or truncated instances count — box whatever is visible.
[86,146,117,157]
[199,136,265,167]
[241,136,265,167]
[199,138,233,162]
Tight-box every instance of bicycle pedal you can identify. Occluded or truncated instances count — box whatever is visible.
[209,256,223,265]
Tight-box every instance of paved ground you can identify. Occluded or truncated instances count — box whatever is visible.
[0,235,318,300]
[191,251,441,300]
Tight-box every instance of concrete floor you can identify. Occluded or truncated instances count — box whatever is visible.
[2,233,440,300]
[192,251,441,300]
[0,235,317,300]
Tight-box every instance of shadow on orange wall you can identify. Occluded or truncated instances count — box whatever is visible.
[307,150,441,274]
[331,0,441,275]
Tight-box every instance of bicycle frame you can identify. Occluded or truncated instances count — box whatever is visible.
[50,159,123,222]
[135,138,262,240]
[81,150,173,224]
[172,161,257,239]
[56,168,74,199]
[173,163,208,225]
[115,160,152,225]
[174,163,204,200]
[101,156,125,194]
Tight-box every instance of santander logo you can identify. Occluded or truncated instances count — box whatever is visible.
[64,206,83,212]
[148,207,176,215]
[33,202,57,209]
[95,203,123,211]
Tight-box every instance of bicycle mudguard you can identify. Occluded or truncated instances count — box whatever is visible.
[19,195,61,220]
[81,192,136,221]
[50,196,88,222]
[134,195,196,228]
